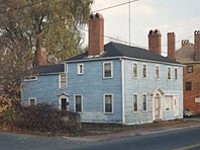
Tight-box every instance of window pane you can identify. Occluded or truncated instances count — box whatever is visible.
[60,74,66,89]
[133,63,137,77]
[175,68,178,79]
[105,95,112,113]
[143,95,147,111]
[186,82,192,91]
[187,66,193,73]
[29,99,36,106]
[155,66,159,79]
[75,96,82,112]
[104,63,112,78]
[167,68,171,79]
[142,65,147,78]
[133,95,137,112]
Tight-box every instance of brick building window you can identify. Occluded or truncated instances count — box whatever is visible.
[186,82,192,91]
[187,66,193,73]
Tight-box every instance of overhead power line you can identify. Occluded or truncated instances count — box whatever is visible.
[92,0,142,13]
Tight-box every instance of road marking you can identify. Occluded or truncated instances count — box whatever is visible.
[172,143,200,150]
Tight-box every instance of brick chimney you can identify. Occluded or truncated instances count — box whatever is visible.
[181,40,189,48]
[35,47,47,66]
[148,29,162,55]
[194,30,200,61]
[167,32,176,60]
[88,13,104,56]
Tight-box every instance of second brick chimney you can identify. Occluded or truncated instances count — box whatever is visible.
[88,13,104,56]
[194,30,200,61]
[35,47,47,66]
[167,32,176,60]
[148,29,162,55]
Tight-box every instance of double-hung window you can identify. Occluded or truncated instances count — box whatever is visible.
[75,95,82,112]
[155,66,160,79]
[77,63,84,75]
[142,94,147,111]
[103,62,113,78]
[174,68,178,80]
[59,73,67,89]
[133,63,137,78]
[167,67,171,79]
[104,94,113,113]
[133,94,138,112]
[142,64,147,78]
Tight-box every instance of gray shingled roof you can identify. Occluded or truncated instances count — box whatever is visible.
[67,42,180,64]
[32,64,64,74]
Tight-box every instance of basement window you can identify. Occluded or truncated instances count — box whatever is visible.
[24,76,37,81]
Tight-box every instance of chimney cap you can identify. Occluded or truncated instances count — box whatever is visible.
[89,13,103,20]
[195,30,200,35]
[148,29,161,35]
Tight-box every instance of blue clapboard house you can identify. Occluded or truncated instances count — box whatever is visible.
[22,13,183,125]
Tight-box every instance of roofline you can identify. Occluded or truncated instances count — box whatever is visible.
[66,56,182,66]
[122,57,182,66]
[37,71,65,76]
[66,57,121,63]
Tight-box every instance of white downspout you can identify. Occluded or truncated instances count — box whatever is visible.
[121,58,125,124]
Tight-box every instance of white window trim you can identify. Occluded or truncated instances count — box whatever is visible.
[28,97,37,106]
[103,61,113,79]
[59,73,67,89]
[132,62,138,79]
[142,93,148,112]
[142,63,147,79]
[74,94,83,113]
[167,67,172,80]
[24,76,37,81]
[103,93,114,114]
[77,63,84,75]
[132,93,138,113]
[155,65,160,80]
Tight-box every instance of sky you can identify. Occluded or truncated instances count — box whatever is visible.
[82,0,199,56]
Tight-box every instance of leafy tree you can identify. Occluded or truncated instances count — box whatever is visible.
[0,0,93,98]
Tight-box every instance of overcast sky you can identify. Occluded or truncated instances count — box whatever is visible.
[82,0,199,56]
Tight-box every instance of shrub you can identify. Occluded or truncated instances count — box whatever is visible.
[14,103,80,134]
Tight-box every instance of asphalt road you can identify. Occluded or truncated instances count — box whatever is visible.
[0,127,200,150]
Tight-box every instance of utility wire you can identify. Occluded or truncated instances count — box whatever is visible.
[92,0,142,13]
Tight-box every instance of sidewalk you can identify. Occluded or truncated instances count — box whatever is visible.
[64,118,200,142]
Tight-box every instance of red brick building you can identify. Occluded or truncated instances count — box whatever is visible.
[176,31,200,114]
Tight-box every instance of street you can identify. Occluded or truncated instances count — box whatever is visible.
[0,127,200,150]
